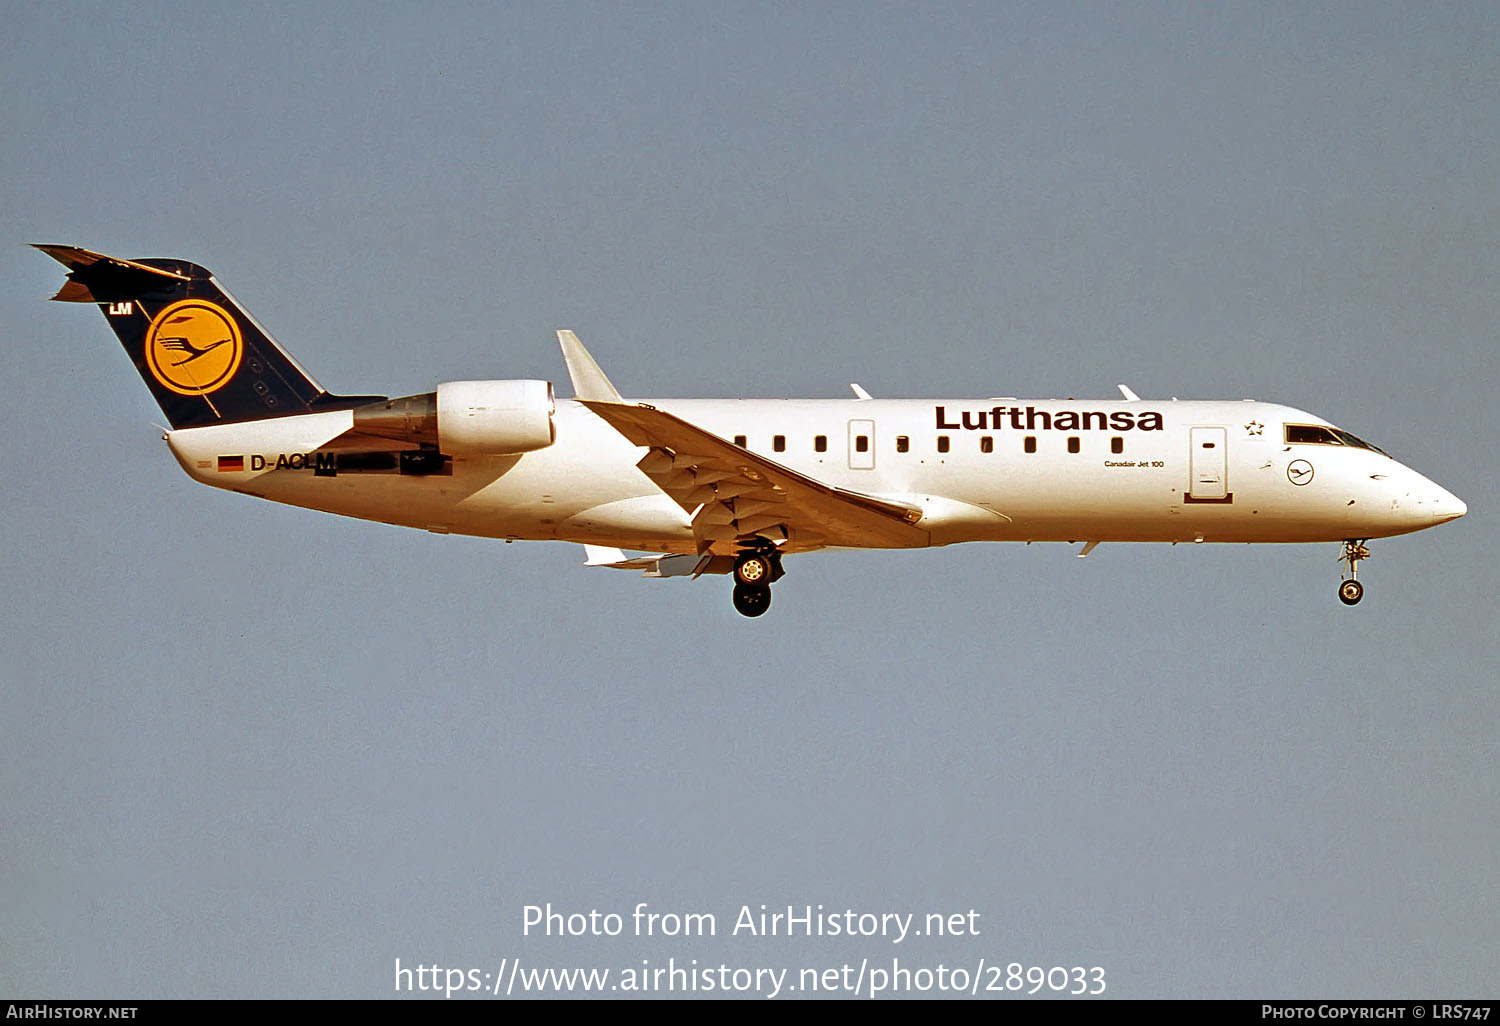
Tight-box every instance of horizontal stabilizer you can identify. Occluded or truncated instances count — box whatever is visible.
[33,244,191,303]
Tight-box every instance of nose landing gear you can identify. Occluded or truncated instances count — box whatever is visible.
[730,543,784,618]
[1338,539,1371,605]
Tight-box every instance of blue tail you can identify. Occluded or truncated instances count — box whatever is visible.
[35,245,381,429]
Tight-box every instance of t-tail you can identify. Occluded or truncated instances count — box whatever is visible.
[34,245,380,429]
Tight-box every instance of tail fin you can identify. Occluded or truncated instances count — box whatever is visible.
[34,245,381,429]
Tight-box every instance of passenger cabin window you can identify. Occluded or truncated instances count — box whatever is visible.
[896,436,910,453]
[937,436,950,453]
[1284,423,1388,456]
[855,435,869,453]
[773,435,786,453]
[734,435,747,448]
[980,436,994,454]
[814,435,827,453]
[1111,437,1124,454]
[1024,436,1037,454]
[1067,436,1080,454]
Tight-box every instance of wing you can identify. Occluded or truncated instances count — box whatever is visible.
[580,400,926,554]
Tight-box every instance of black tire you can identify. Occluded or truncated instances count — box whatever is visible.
[734,553,773,586]
[1338,579,1364,606]
[731,583,772,617]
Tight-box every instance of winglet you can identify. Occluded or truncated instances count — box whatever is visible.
[850,383,873,400]
[581,544,719,578]
[557,330,623,402]
[1117,384,1141,402]
[584,544,630,566]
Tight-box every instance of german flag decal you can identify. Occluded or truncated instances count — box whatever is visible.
[217,455,245,472]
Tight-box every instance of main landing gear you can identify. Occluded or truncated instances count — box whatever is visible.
[1338,539,1371,606]
[730,544,784,618]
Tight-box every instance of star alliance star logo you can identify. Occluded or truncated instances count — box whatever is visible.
[1245,421,1264,436]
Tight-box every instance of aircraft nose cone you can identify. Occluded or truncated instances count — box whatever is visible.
[1436,489,1467,522]
[1389,469,1466,528]
[1418,479,1466,524]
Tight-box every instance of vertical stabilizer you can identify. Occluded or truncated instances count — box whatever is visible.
[34,245,380,429]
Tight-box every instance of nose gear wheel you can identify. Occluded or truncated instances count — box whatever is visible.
[1338,540,1371,605]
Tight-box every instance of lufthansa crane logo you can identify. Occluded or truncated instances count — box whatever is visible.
[1287,459,1314,486]
[144,300,243,396]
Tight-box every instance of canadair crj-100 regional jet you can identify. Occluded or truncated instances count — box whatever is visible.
[37,245,1466,617]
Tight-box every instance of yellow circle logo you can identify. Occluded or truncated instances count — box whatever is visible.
[144,300,243,396]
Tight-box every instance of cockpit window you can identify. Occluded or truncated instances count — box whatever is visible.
[1284,423,1388,456]
[1285,424,1340,445]
[1330,428,1388,456]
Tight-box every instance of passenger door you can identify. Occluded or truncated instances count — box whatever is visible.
[1187,426,1229,501]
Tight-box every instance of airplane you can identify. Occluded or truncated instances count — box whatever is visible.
[35,244,1467,617]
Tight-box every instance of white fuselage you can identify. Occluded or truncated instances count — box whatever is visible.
[163,397,1466,554]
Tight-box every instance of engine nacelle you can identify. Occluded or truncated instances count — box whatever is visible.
[435,379,556,455]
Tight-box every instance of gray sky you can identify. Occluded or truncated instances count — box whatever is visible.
[3,2,1495,999]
